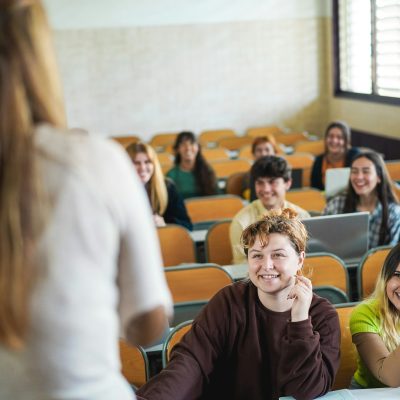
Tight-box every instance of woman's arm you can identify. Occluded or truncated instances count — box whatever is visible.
[163,180,193,230]
[136,289,230,400]
[353,333,400,387]
[311,155,324,190]
[278,299,340,399]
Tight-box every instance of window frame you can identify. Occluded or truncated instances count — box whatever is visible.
[332,0,400,106]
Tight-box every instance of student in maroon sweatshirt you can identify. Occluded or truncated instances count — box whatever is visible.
[137,208,340,400]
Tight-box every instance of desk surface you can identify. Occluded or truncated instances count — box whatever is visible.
[280,387,400,399]
[222,264,248,281]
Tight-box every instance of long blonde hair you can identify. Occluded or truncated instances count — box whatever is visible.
[126,142,168,215]
[0,0,66,348]
[370,244,400,352]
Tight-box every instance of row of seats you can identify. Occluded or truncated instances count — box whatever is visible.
[120,302,358,391]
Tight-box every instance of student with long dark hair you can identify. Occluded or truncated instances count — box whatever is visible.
[350,243,400,388]
[323,151,400,248]
[167,131,217,199]
[0,2,171,399]
[311,121,359,190]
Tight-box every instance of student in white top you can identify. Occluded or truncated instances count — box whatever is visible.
[0,2,172,400]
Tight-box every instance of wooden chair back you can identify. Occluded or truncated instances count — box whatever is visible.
[199,129,236,147]
[112,135,140,148]
[205,219,232,265]
[185,195,244,223]
[294,139,324,155]
[332,304,358,390]
[357,245,393,299]
[210,159,251,179]
[285,152,315,187]
[165,264,233,303]
[217,136,253,151]
[162,320,193,367]
[286,188,326,212]
[275,132,309,146]
[246,125,283,137]
[385,160,400,181]
[149,133,178,149]
[119,339,149,388]
[225,172,247,197]
[157,224,196,267]
[202,147,231,162]
[303,252,349,295]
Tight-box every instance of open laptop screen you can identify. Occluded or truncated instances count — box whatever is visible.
[302,212,369,266]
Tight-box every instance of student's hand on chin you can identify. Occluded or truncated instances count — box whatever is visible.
[287,275,313,322]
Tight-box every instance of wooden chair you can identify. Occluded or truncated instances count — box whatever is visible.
[217,136,253,151]
[156,152,173,164]
[157,224,196,267]
[199,129,236,147]
[303,252,349,296]
[286,188,326,212]
[205,219,233,265]
[313,285,349,304]
[165,264,233,324]
[112,135,140,148]
[149,133,178,149]
[185,195,244,224]
[332,303,358,390]
[202,147,231,162]
[210,159,251,179]
[225,172,247,197]
[246,125,284,137]
[275,132,309,146]
[357,245,393,299]
[385,159,400,181]
[285,152,315,187]
[294,139,324,155]
[119,339,149,389]
[162,320,193,367]
[165,264,233,303]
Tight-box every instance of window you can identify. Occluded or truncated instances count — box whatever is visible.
[333,0,400,104]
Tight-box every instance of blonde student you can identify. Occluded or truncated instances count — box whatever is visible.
[350,243,400,389]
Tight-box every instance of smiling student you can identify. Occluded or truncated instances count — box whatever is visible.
[230,156,310,264]
[137,209,340,400]
[311,121,359,190]
[127,142,192,230]
[323,151,400,249]
[350,243,400,388]
[167,131,217,199]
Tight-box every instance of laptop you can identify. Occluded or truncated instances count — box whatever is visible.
[324,167,350,199]
[302,212,369,267]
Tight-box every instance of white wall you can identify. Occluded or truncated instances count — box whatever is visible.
[44,1,331,139]
[44,0,330,29]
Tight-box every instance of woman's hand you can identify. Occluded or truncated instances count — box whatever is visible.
[153,214,166,227]
[287,275,313,322]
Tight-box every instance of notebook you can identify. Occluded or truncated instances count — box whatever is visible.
[302,212,369,266]
[325,167,350,199]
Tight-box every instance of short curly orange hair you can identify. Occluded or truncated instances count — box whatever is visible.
[241,208,308,256]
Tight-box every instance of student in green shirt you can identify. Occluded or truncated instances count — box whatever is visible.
[350,243,400,389]
[167,131,217,199]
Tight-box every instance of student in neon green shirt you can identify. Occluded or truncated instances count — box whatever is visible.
[350,243,400,388]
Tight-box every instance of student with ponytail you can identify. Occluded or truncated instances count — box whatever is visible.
[0,2,171,399]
